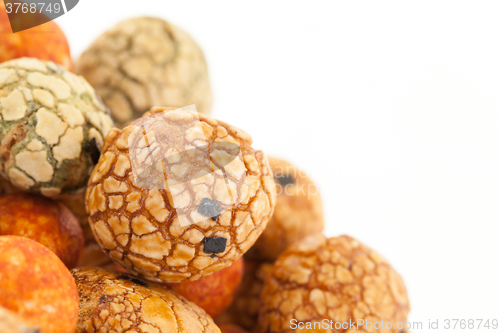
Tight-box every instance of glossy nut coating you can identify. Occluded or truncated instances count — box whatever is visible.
[86,108,276,282]
[72,267,220,333]
[257,235,410,333]
[0,58,114,196]
[75,16,212,127]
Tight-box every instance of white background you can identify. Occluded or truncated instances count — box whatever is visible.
[57,1,500,331]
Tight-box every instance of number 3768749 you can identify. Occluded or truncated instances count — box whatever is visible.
[5,2,62,14]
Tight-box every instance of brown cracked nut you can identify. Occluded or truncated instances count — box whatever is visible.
[0,57,114,197]
[257,234,410,333]
[85,107,276,283]
[247,157,324,261]
[75,16,212,127]
[72,267,221,333]
[0,305,39,333]
[216,260,273,330]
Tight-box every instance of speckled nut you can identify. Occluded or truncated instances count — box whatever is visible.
[0,57,114,197]
[257,234,410,333]
[75,16,212,128]
[85,107,276,283]
[72,267,221,333]
[247,157,323,261]
[0,306,39,333]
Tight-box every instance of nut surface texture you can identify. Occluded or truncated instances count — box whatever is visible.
[247,157,323,261]
[72,267,221,333]
[86,108,276,282]
[75,16,212,127]
[0,57,114,196]
[0,306,39,333]
[0,236,79,333]
[0,192,84,268]
[257,234,410,333]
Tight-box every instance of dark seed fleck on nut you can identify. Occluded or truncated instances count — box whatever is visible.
[84,137,101,164]
[99,295,105,303]
[203,236,227,254]
[275,174,295,187]
[117,274,149,288]
[198,198,222,221]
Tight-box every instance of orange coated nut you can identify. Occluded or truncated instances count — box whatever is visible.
[72,267,221,333]
[217,260,273,330]
[164,257,244,318]
[0,236,79,333]
[0,193,84,268]
[85,107,276,283]
[0,3,72,70]
[247,157,323,261]
[257,234,410,333]
[75,16,212,127]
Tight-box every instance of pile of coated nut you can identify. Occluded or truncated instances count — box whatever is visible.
[0,15,410,333]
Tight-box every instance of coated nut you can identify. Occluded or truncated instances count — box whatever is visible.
[75,16,212,127]
[72,267,221,333]
[0,58,114,197]
[86,107,276,283]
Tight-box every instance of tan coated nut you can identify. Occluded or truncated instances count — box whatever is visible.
[86,107,276,283]
[72,267,221,333]
[75,16,212,127]
[247,157,324,261]
[0,57,114,197]
[257,234,411,333]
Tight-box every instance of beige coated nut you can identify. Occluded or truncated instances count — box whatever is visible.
[86,107,276,283]
[0,57,114,197]
[247,157,324,261]
[257,234,410,333]
[72,267,221,333]
[75,16,212,127]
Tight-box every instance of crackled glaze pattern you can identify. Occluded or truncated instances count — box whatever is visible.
[72,267,221,333]
[86,108,276,282]
[257,235,410,333]
[75,17,212,127]
[247,157,324,261]
[0,58,114,196]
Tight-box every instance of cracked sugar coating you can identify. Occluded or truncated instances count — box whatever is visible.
[0,57,114,196]
[75,16,212,128]
[72,267,221,333]
[85,107,276,283]
[247,157,324,261]
[257,234,410,333]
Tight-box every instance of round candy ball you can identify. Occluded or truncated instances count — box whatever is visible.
[247,157,324,261]
[0,58,114,197]
[0,236,79,333]
[85,107,276,282]
[0,193,84,268]
[0,3,72,70]
[257,234,410,333]
[75,16,212,127]
[72,267,220,333]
